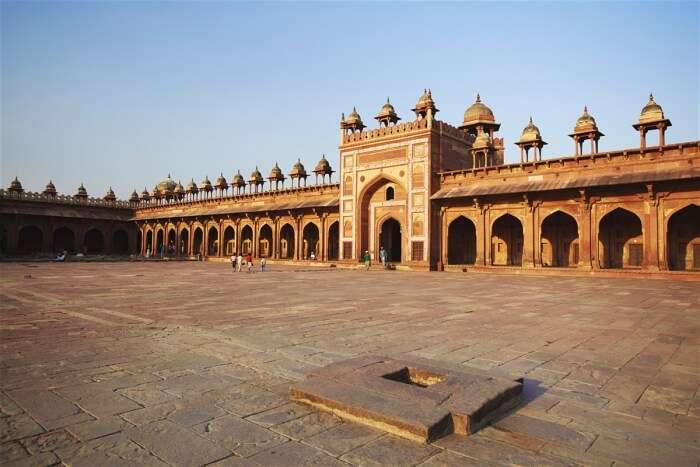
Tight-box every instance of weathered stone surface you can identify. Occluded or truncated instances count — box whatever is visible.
[1,262,699,466]
[340,434,439,465]
[0,414,44,443]
[304,423,384,456]
[192,415,286,458]
[126,420,231,466]
[271,411,343,440]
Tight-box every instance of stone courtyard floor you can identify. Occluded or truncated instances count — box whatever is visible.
[1,262,699,467]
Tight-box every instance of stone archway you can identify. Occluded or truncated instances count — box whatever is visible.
[358,175,406,259]
[179,228,189,255]
[53,227,75,254]
[667,204,700,271]
[599,208,643,269]
[223,226,235,256]
[18,225,43,254]
[447,216,476,265]
[113,229,129,255]
[259,224,272,258]
[167,229,176,256]
[155,229,164,256]
[280,224,294,259]
[84,228,105,255]
[241,225,253,255]
[145,230,153,255]
[327,221,339,261]
[303,223,319,259]
[207,226,219,256]
[193,228,203,256]
[541,211,579,267]
[491,214,523,266]
[379,217,402,262]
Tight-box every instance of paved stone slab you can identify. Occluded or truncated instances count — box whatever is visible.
[290,355,523,442]
[1,262,699,465]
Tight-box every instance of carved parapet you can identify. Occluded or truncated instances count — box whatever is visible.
[0,189,131,208]
[341,118,429,144]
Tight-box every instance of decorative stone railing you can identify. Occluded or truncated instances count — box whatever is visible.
[0,190,133,208]
[342,118,430,144]
[437,141,699,184]
[134,182,340,211]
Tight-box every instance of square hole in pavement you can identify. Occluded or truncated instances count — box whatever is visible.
[383,367,446,388]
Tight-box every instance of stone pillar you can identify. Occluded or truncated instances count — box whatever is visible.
[640,129,646,149]
[235,220,241,256]
[439,207,447,269]
[644,199,660,271]
[483,206,492,266]
[294,217,301,261]
[522,208,535,268]
[574,136,580,156]
[659,124,666,147]
[252,219,259,258]
[320,213,327,262]
[578,202,593,269]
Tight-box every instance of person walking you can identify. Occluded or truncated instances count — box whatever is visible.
[260,256,267,272]
[236,253,243,272]
[363,250,371,270]
[246,253,253,273]
[379,246,387,269]
[230,253,236,272]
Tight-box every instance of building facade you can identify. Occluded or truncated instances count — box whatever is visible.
[1,92,699,275]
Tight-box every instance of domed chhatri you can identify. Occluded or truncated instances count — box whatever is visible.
[215,173,228,192]
[151,185,161,199]
[129,190,140,203]
[341,107,366,133]
[199,175,213,193]
[140,187,151,201]
[248,167,265,193]
[574,106,598,133]
[375,98,401,127]
[412,88,438,119]
[43,180,57,197]
[313,154,334,184]
[74,183,88,200]
[8,176,24,194]
[633,94,672,148]
[267,163,286,190]
[104,187,117,202]
[569,106,604,156]
[472,129,493,150]
[186,178,199,195]
[289,158,309,188]
[231,170,246,194]
[515,117,548,163]
[157,174,177,195]
[459,94,501,136]
[173,180,185,199]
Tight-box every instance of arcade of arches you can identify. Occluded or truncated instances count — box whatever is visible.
[2,221,134,256]
[137,212,340,262]
[441,197,700,273]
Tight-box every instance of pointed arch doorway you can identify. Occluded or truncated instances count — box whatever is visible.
[379,217,402,262]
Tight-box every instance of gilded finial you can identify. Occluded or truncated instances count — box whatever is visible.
[649,93,654,101]
[476,93,481,102]
[529,116,533,124]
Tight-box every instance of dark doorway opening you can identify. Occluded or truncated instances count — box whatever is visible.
[380,218,402,262]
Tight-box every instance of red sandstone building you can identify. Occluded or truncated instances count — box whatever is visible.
[1,92,699,275]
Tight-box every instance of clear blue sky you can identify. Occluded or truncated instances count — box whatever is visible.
[2,1,698,199]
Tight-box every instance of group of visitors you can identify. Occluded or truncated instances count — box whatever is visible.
[363,246,391,270]
[230,253,266,273]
